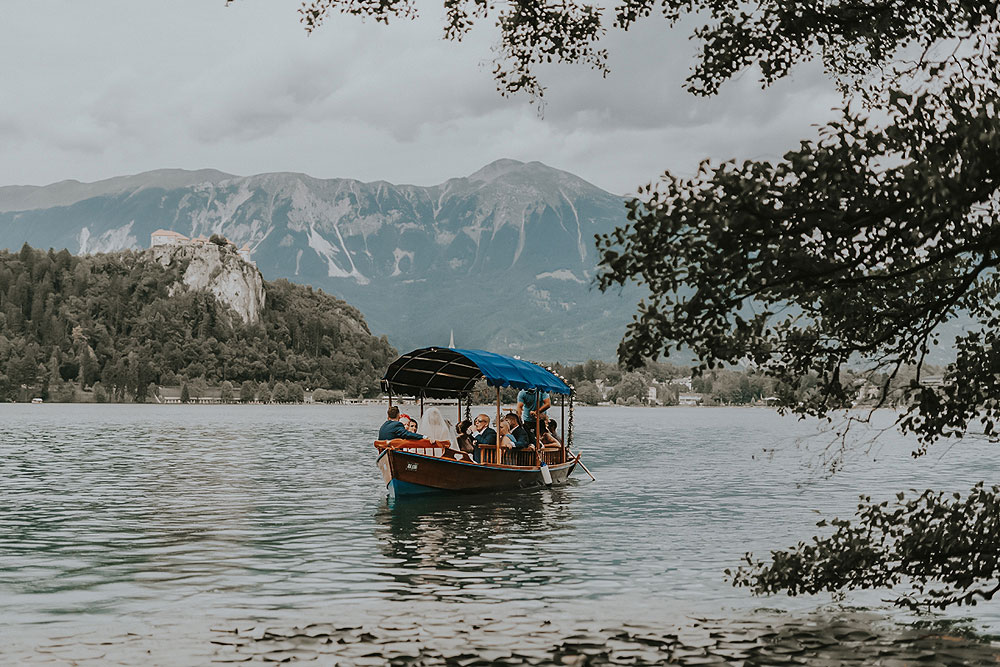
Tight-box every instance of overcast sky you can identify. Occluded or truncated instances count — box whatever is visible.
[1,0,842,195]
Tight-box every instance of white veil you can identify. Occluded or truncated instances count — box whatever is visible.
[422,406,458,449]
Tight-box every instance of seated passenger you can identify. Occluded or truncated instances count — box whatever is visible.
[422,406,464,458]
[471,414,496,463]
[379,406,424,440]
[541,418,560,446]
[407,417,419,433]
[496,420,519,450]
[504,413,531,449]
[456,420,476,455]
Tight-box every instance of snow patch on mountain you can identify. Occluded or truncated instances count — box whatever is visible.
[558,189,589,263]
[77,228,91,254]
[307,224,369,285]
[511,208,527,266]
[536,269,585,283]
[391,248,414,277]
[287,181,354,230]
[214,183,254,225]
[187,183,255,237]
[77,221,138,254]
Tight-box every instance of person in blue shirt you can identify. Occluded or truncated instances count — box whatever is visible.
[379,406,424,440]
[516,389,551,438]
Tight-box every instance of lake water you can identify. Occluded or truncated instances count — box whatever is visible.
[3,404,1000,664]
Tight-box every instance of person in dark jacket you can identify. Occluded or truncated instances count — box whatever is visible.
[471,414,496,463]
[379,406,424,440]
[503,413,531,449]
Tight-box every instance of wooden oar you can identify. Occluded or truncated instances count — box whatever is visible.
[570,450,596,482]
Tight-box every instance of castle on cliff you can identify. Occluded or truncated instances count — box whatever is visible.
[151,229,252,263]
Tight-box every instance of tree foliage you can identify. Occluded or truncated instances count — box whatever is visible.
[0,245,396,402]
[730,484,1000,611]
[240,380,257,403]
[274,1,1000,100]
[610,370,647,403]
[573,380,602,405]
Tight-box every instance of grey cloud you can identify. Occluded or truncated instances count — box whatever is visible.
[0,0,846,197]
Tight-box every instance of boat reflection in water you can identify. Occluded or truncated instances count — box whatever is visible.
[373,486,583,603]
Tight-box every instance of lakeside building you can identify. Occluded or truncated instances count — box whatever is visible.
[151,229,188,246]
[673,376,694,390]
[678,393,703,406]
[594,379,611,400]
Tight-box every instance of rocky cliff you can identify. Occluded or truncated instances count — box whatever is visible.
[151,243,265,325]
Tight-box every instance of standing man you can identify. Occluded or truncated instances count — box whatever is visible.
[471,414,496,463]
[516,389,550,439]
[379,406,424,440]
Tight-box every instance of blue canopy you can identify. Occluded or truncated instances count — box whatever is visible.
[381,347,571,399]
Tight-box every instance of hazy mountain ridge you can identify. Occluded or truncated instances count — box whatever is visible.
[0,169,235,213]
[0,160,639,361]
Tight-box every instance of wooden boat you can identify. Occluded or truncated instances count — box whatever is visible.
[375,347,584,497]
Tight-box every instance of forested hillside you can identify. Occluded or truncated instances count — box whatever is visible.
[0,244,395,402]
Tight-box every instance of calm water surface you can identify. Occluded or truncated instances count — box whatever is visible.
[3,404,1000,663]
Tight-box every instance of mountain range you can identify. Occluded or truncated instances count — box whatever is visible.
[0,160,641,362]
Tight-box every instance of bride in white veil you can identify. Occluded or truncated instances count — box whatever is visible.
[421,406,458,456]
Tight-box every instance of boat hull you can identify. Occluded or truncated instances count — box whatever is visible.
[377,448,577,497]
